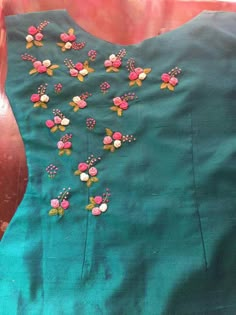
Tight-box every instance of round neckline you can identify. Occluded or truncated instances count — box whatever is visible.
[64,9,209,48]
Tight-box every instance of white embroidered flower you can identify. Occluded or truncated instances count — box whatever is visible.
[26,35,34,42]
[109,54,117,61]
[114,140,122,148]
[138,73,147,80]
[80,173,89,182]
[79,69,88,76]
[99,203,108,212]
[72,96,81,104]
[42,59,51,67]
[40,94,50,102]
[61,118,70,126]
[64,42,72,49]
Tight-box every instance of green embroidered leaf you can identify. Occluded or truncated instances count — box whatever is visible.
[47,69,53,76]
[167,83,174,91]
[110,106,118,112]
[48,208,58,216]
[50,126,58,133]
[57,207,65,216]
[26,42,33,49]
[50,65,59,69]
[105,128,113,136]
[59,125,66,132]
[34,40,43,47]
[91,177,99,183]
[65,149,71,156]
[58,150,64,156]
[160,82,167,89]
[117,108,123,116]
[86,204,94,210]
[74,170,81,176]
[29,68,37,75]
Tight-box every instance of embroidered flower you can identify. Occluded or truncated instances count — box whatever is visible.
[88,50,97,61]
[46,109,70,132]
[64,58,94,82]
[54,83,63,94]
[127,58,151,87]
[46,164,59,178]
[57,134,72,156]
[25,21,49,49]
[86,117,96,130]
[104,49,126,72]
[86,189,111,216]
[69,92,92,112]
[103,128,136,152]
[48,187,71,217]
[57,28,86,52]
[110,92,137,116]
[100,82,111,94]
[160,67,182,91]
[74,155,101,187]
[21,53,59,76]
[30,83,50,108]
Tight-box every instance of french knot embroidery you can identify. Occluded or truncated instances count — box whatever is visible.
[25,21,50,49]
[48,187,71,217]
[46,109,70,132]
[46,164,59,179]
[127,58,151,87]
[86,189,111,216]
[30,83,50,109]
[103,129,136,152]
[110,92,137,117]
[57,134,73,156]
[57,28,86,51]
[64,58,95,81]
[69,92,92,112]
[21,53,59,76]
[104,49,127,72]
[74,155,101,187]
[160,67,182,91]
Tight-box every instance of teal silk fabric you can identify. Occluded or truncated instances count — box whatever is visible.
[1,10,236,314]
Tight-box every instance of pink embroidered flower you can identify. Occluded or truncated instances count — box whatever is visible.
[57,134,73,156]
[119,101,129,110]
[134,67,143,75]
[28,26,38,35]
[48,188,71,217]
[51,199,60,208]
[113,60,122,68]
[86,189,111,216]
[78,100,87,109]
[110,92,137,117]
[160,67,182,91]
[46,120,55,128]
[104,49,126,72]
[113,97,122,106]
[60,33,70,42]
[100,82,111,94]
[54,116,62,124]
[64,142,72,149]
[58,29,85,52]
[64,58,94,81]
[33,61,42,69]
[103,128,136,152]
[75,62,84,71]
[31,94,40,102]
[21,53,59,76]
[128,72,138,81]
[61,199,70,210]
[104,60,112,67]
[113,132,122,140]
[94,196,103,204]
[30,84,50,109]
[37,65,47,73]
[35,33,44,41]
[69,92,91,112]
[103,136,113,145]
[57,141,64,149]
[70,69,79,76]
[46,109,70,132]
[127,58,151,87]
[92,207,101,216]
[74,155,101,187]
[26,21,49,49]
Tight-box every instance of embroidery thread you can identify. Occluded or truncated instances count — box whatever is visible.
[74,155,101,187]
[104,49,126,72]
[69,92,92,112]
[25,21,49,49]
[110,92,137,116]
[31,83,50,108]
[57,28,86,51]
[46,164,59,179]
[54,83,63,94]
[88,50,97,61]
[21,54,59,76]
[127,58,151,87]
[160,67,182,91]
[103,129,136,152]
[64,58,94,81]
[46,109,70,132]
[48,187,71,217]
[100,82,111,94]
[57,134,73,156]
[86,189,111,216]
[86,117,96,130]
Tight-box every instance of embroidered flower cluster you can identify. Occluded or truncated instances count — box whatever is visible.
[127,58,151,87]
[86,189,111,216]
[64,58,94,81]
[104,49,126,72]
[48,188,71,217]
[111,92,137,116]
[30,83,49,108]
[160,67,182,91]
[57,28,86,51]
[46,164,59,179]
[57,134,73,156]
[69,92,91,112]
[25,21,49,48]
[74,155,101,187]
[103,128,136,152]
[46,109,70,132]
[21,53,59,76]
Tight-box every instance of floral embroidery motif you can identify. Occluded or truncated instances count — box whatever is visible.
[86,117,96,130]
[54,83,63,94]
[30,83,50,108]
[48,187,71,217]
[160,67,182,91]
[110,92,137,116]
[86,189,111,216]
[104,49,126,72]
[74,155,101,187]
[103,128,136,152]
[88,50,97,61]
[57,28,86,51]
[100,82,111,94]
[64,58,94,81]
[69,92,91,112]
[127,58,151,87]
[21,54,59,76]
[25,21,49,49]
[46,164,59,178]
[46,109,70,132]
[57,134,72,156]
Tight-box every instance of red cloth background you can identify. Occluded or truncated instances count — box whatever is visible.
[0,0,236,238]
